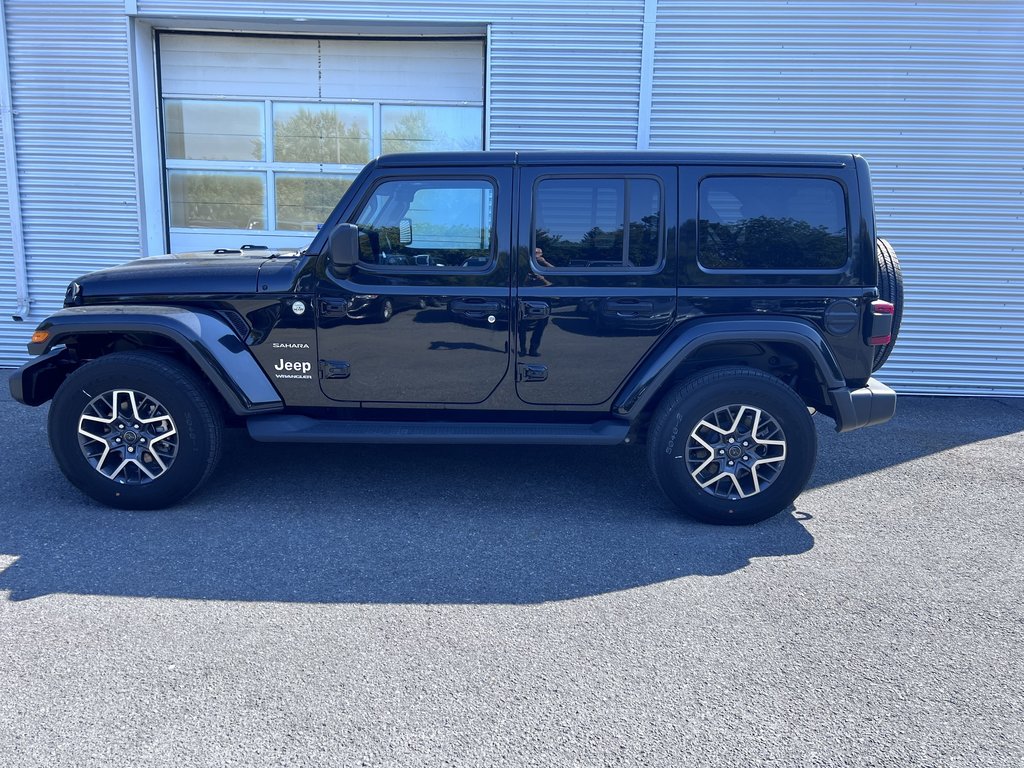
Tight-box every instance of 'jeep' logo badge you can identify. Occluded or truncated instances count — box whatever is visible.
[273,358,313,380]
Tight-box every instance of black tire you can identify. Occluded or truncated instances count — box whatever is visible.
[873,238,903,371]
[646,367,817,525]
[47,351,223,510]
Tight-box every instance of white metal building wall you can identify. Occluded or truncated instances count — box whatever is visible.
[650,0,1024,396]
[0,119,13,360]
[0,12,16,362]
[0,0,141,366]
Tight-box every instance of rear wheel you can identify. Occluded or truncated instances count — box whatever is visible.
[873,238,903,371]
[48,351,223,509]
[647,367,817,525]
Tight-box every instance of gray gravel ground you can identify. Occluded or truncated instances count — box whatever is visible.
[0,386,1021,767]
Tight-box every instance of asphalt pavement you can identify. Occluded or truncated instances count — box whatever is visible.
[1,385,1021,767]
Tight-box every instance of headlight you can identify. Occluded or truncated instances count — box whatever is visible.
[64,281,82,306]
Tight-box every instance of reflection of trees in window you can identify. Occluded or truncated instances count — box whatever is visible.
[628,214,661,267]
[535,213,661,268]
[534,178,661,269]
[535,227,621,266]
[169,173,264,229]
[700,216,847,270]
[273,108,370,164]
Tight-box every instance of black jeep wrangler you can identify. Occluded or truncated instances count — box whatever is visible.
[10,151,901,525]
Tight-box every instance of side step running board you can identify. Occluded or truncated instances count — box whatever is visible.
[246,415,630,445]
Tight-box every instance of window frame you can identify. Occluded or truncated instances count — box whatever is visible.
[529,174,666,276]
[348,174,500,275]
[696,173,852,275]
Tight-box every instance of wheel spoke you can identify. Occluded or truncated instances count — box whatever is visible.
[77,388,179,486]
[686,403,788,501]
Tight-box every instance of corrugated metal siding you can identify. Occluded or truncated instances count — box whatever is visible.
[650,0,1024,396]
[0,0,141,366]
[0,18,17,363]
[136,0,646,150]
[0,117,12,309]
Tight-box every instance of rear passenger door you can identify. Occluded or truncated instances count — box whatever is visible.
[515,165,677,405]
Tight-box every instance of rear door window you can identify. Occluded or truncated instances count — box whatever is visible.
[532,177,663,271]
[698,177,848,271]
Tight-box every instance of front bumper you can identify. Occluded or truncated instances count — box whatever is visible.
[829,377,897,433]
[8,347,75,406]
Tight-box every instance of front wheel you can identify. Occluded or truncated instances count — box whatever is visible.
[47,351,223,509]
[646,367,817,525]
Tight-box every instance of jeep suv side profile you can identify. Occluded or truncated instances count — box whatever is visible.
[9,151,900,525]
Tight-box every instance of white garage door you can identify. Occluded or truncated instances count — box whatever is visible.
[158,33,485,253]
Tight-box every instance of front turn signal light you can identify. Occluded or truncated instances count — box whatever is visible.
[30,330,49,344]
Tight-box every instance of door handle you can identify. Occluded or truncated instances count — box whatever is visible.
[604,300,654,314]
[449,299,503,314]
[520,300,550,319]
[319,298,351,317]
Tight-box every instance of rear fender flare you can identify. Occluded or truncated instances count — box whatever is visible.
[613,317,845,418]
[15,306,283,414]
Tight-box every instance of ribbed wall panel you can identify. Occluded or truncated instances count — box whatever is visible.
[135,0,646,150]
[0,115,16,363]
[0,0,141,366]
[650,0,1024,395]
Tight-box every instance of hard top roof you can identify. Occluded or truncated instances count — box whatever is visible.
[373,150,853,168]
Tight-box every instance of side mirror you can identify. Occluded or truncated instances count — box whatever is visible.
[328,223,360,271]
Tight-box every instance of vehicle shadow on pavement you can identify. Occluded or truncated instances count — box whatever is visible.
[0,410,813,604]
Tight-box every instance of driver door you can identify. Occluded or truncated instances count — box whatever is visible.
[316,168,513,404]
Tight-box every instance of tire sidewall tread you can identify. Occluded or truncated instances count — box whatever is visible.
[873,238,904,371]
[47,351,223,510]
[647,367,817,525]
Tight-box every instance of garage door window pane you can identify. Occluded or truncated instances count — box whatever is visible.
[276,174,354,231]
[164,100,264,161]
[273,104,371,164]
[381,106,482,153]
[167,171,266,229]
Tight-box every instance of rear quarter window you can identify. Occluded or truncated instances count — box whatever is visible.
[698,177,849,271]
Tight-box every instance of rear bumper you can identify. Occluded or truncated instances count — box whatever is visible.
[829,377,897,433]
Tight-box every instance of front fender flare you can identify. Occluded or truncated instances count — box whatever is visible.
[13,305,283,414]
[613,317,845,418]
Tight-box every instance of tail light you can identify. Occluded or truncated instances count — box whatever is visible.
[868,300,895,345]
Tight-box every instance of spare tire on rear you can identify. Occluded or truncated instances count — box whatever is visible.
[873,238,903,371]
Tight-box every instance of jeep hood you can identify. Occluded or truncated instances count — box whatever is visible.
[74,248,303,298]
